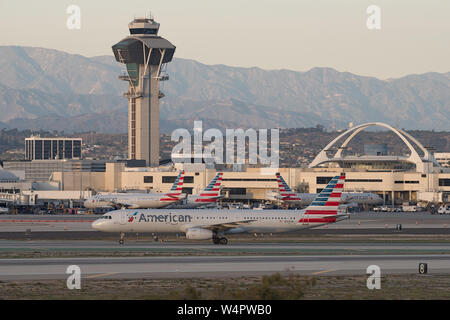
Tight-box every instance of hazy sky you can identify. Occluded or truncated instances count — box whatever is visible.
[1,0,449,79]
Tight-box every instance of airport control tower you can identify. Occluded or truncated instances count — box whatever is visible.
[112,17,175,166]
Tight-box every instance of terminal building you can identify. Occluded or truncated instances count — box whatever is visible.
[45,122,450,206]
[435,153,450,168]
[2,160,107,182]
[0,168,91,210]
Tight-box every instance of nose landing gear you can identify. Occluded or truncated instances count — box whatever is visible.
[119,232,125,245]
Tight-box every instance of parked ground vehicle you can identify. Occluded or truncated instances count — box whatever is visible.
[373,206,401,212]
[402,205,417,212]
[437,205,450,214]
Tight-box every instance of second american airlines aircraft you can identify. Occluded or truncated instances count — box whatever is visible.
[166,172,224,209]
[84,171,186,209]
[271,173,382,206]
[92,174,348,245]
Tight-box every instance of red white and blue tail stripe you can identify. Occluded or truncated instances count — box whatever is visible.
[195,172,223,203]
[298,174,345,224]
[161,171,185,201]
[276,173,301,202]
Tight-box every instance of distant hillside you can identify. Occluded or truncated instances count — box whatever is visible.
[0,46,448,132]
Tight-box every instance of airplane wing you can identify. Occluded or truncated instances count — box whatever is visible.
[165,193,188,199]
[111,200,139,209]
[315,213,350,221]
[206,195,224,200]
[193,219,257,232]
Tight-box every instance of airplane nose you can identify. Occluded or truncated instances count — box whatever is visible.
[84,200,93,208]
[91,219,104,231]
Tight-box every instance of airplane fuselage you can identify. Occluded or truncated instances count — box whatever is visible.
[92,208,343,235]
[84,193,184,209]
[277,192,382,205]
[165,195,221,209]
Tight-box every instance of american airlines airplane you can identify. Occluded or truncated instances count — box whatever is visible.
[166,172,224,209]
[84,171,186,209]
[272,173,382,206]
[92,174,348,245]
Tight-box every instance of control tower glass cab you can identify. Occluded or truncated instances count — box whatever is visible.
[128,18,160,35]
[112,18,175,167]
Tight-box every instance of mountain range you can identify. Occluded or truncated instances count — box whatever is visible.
[0,45,448,133]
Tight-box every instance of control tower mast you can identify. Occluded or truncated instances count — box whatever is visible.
[112,17,175,166]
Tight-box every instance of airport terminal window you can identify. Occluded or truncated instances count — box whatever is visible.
[43,140,51,159]
[316,177,333,184]
[182,187,193,194]
[395,180,419,184]
[51,140,58,159]
[64,140,72,159]
[439,179,450,187]
[57,140,63,159]
[225,188,246,195]
[143,176,153,183]
[34,140,43,160]
[73,140,81,158]
[130,28,158,35]
[0,188,20,193]
[162,176,177,183]
[184,176,194,183]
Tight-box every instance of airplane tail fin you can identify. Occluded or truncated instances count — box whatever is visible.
[299,174,346,223]
[166,170,185,197]
[195,172,223,203]
[276,173,301,201]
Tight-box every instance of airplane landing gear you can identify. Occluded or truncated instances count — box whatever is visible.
[212,237,228,245]
[119,232,125,245]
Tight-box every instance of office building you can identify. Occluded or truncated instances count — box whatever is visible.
[25,137,82,160]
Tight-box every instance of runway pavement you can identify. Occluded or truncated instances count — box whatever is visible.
[0,211,449,281]
[0,211,449,280]
[0,254,448,280]
[1,228,449,242]
[2,240,450,252]
[1,239,450,259]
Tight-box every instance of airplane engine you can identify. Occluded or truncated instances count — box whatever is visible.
[185,228,213,240]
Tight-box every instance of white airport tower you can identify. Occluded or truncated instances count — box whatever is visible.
[112,17,176,166]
